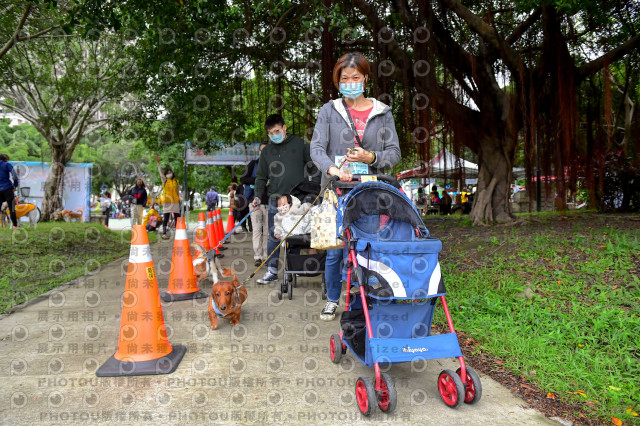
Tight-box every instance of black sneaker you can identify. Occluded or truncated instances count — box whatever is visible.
[254,259,262,267]
[256,272,278,284]
[320,301,339,321]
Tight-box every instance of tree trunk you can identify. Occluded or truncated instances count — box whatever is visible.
[41,146,68,221]
[320,0,334,103]
[469,135,515,225]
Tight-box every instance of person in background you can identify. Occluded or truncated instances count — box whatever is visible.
[205,186,218,212]
[253,114,319,284]
[430,185,441,204]
[144,203,160,232]
[154,154,181,240]
[128,178,148,226]
[235,181,251,233]
[242,142,268,267]
[310,51,401,321]
[440,190,452,215]
[98,184,112,228]
[0,154,19,229]
[228,182,239,233]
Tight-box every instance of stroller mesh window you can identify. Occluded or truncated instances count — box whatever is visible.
[340,310,367,358]
[338,182,429,237]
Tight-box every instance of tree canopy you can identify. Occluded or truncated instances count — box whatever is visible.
[3,0,638,220]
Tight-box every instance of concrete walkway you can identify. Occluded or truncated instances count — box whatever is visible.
[0,228,556,425]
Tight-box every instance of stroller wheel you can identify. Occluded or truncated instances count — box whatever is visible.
[292,274,297,288]
[456,366,483,404]
[329,334,342,364]
[278,280,284,300]
[287,277,293,300]
[377,373,397,413]
[438,369,465,408]
[355,377,376,416]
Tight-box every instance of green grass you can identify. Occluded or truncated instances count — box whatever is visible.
[431,213,640,422]
[0,222,156,313]
[188,208,230,223]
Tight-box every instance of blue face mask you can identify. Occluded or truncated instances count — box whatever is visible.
[339,82,364,99]
[269,132,285,144]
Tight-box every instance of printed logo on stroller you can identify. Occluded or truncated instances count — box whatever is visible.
[402,346,429,354]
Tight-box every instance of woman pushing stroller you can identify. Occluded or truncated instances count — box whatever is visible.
[311,51,401,321]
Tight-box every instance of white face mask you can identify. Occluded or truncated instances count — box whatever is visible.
[277,205,290,214]
[166,173,173,179]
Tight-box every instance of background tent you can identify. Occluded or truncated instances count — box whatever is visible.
[397,149,478,181]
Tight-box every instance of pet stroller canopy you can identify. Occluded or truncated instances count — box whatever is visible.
[337,182,429,238]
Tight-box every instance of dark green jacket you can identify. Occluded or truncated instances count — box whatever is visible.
[254,134,318,200]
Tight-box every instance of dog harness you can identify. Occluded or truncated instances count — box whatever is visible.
[211,298,228,318]
[211,283,245,318]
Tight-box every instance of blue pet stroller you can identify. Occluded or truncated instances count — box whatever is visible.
[328,177,482,415]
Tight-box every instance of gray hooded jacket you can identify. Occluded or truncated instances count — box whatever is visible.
[311,98,401,186]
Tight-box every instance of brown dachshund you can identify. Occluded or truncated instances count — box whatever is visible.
[192,244,247,329]
[208,274,247,329]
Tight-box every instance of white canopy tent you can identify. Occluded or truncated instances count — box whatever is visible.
[397,149,478,181]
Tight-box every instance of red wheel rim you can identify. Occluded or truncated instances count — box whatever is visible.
[438,373,458,406]
[462,371,476,402]
[330,337,336,360]
[378,379,389,411]
[356,380,369,412]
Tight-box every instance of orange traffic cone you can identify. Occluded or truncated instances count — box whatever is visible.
[193,212,210,259]
[215,209,227,250]
[207,211,218,250]
[207,210,223,258]
[225,210,235,234]
[160,217,208,302]
[96,225,186,377]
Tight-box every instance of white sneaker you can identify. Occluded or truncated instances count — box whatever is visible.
[320,301,339,321]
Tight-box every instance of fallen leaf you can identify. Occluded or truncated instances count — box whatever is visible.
[611,417,622,426]
[546,392,555,399]
[626,408,638,416]
[609,385,621,391]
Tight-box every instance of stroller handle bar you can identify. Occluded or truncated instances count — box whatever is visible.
[330,174,401,189]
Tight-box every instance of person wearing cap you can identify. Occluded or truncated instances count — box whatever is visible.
[205,186,218,212]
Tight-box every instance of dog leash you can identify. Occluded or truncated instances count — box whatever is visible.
[200,155,352,285]
[219,206,259,244]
